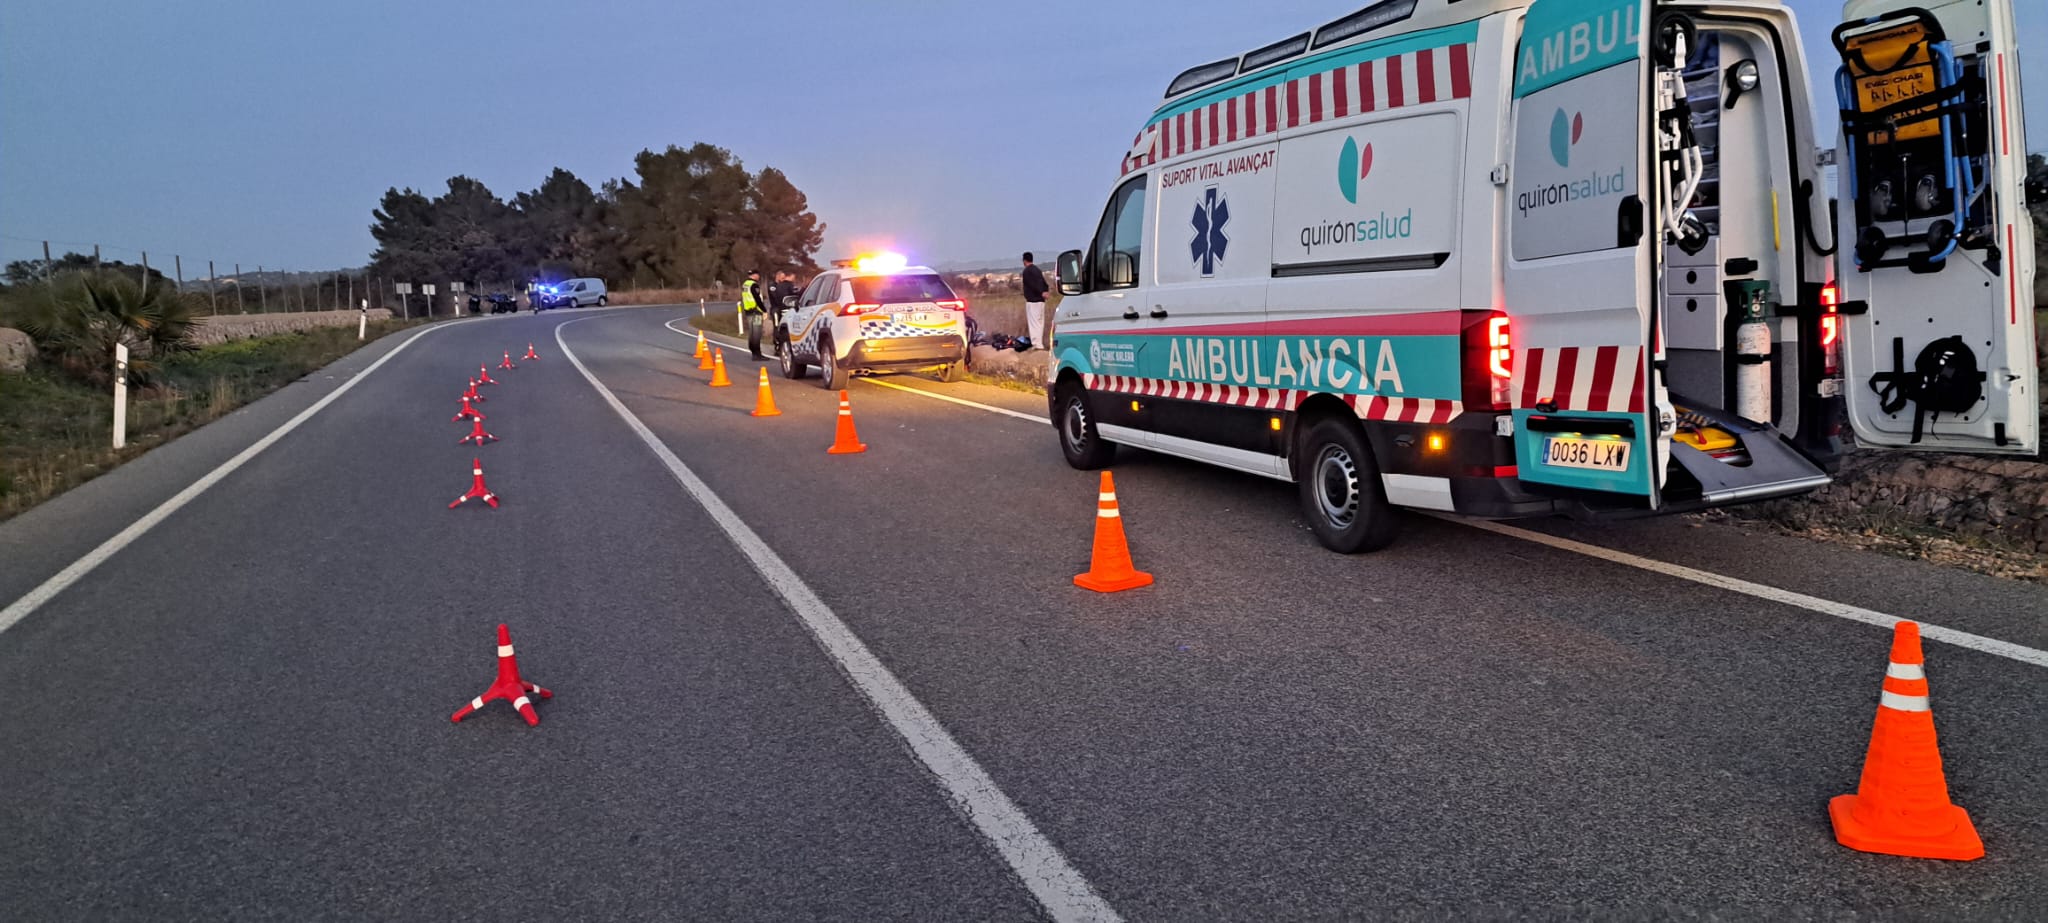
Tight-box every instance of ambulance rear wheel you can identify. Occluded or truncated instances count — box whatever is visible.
[1297,418,1398,553]
[1056,382,1115,470]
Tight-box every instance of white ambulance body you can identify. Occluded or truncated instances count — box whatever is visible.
[1049,0,2035,552]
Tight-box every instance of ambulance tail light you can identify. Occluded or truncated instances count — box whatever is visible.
[842,302,884,316]
[1819,282,1841,377]
[1461,310,1513,412]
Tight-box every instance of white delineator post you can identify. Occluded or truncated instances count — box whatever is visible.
[358,299,368,340]
[112,343,129,450]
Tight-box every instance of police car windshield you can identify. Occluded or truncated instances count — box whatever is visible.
[850,273,954,305]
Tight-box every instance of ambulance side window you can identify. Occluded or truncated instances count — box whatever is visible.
[1089,175,1148,291]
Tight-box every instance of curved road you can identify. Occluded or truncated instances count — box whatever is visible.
[2,306,2044,919]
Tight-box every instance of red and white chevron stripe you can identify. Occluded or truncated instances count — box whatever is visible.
[1124,42,1474,175]
[1083,374,1461,424]
[1515,345,1647,414]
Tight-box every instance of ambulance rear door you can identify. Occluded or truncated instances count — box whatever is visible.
[1503,0,1664,505]
[1833,0,2037,454]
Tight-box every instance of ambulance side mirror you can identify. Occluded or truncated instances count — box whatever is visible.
[1057,249,1085,296]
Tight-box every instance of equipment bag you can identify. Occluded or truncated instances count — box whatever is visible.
[1867,334,1985,442]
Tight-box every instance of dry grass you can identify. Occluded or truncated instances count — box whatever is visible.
[0,319,420,521]
[608,287,734,307]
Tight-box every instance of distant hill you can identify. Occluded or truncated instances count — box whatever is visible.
[934,253,1065,274]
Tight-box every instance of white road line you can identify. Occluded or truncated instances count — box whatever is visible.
[556,318,1121,923]
[0,321,463,637]
[663,316,1049,424]
[1434,515,2048,669]
[858,376,1048,423]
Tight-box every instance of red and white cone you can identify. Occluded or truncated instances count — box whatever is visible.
[451,396,484,422]
[459,417,498,446]
[450,624,552,727]
[499,350,516,370]
[522,342,541,361]
[463,379,485,403]
[478,364,499,385]
[449,457,500,509]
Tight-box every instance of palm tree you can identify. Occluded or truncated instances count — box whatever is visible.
[15,271,197,386]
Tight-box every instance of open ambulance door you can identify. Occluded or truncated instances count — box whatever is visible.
[1833,0,2037,454]
[1504,0,1665,507]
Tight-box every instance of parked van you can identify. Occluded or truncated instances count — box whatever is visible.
[1050,0,2034,553]
[542,278,608,309]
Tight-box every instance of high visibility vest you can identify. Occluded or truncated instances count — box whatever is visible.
[740,279,761,312]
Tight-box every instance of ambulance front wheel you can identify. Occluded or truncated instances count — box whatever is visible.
[1297,417,1399,554]
[1056,382,1115,470]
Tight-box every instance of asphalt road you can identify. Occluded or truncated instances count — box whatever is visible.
[3,305,2045,920]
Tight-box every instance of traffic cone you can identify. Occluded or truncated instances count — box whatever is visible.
[523,342,541,361]
[709,349,732,387]
[463,379,485,403]
[499,350,516,370]
[478,364,498,385]
[1828,621,1983,860]
[448,457,500,509]
[1073,471,1153,592]
[693,330,708,360]
[450,624,552,727]
[459,417,498,446]
[451,396,483,422]
[826,390,866,454]
[750,368,782,417]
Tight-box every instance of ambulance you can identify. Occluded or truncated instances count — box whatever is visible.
[1049,0,2035,552]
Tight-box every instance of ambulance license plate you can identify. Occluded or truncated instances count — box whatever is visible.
[1544,437,1630,471]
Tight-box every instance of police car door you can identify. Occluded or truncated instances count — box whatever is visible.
[1503,0,1665,505]
[1833,0,2036,454]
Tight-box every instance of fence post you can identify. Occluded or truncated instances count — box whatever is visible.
[42,240,52,280]
[233,263,245,313]
[140,251,150,298]
[208,260,218,314]
[94,244,102,278]
[112,344,129,450]
[257,266,268,312]
[174,254,184,292]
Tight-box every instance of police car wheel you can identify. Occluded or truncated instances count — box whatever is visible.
[938,361,965,384]
[1056,382,1115,469]
[817,335,847,390]
[1297,417,1398,553]
[780,344,808,380]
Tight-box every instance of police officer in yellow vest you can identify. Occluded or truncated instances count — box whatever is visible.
[740,269,769,360]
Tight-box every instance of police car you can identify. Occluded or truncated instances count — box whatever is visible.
[777,253,970,389]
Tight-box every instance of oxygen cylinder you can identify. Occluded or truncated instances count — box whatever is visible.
[1733,285,1772,423]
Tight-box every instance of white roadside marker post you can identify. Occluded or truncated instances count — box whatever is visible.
[358,299,368,340]
[112,343,129,450]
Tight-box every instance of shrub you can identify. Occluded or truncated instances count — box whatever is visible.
[10,272,198,386]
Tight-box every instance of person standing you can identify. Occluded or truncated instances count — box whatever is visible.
[740,269,768,360]
[1021,252,1049,350]
[767,272,801,357]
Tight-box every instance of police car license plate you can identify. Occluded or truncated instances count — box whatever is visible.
[1544,437,1630,471]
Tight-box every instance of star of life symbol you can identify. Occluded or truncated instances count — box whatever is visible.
[1190,186,1230,277]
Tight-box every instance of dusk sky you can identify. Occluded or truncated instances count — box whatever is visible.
[3,0,2043,275]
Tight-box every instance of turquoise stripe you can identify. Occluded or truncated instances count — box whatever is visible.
[1511,0,1642,98]
[1147,20,1482,128]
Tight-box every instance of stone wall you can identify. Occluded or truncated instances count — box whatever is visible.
[190,309,394,345]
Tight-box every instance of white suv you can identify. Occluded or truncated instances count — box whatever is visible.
[542,278,607,309]
[777,258,969,389]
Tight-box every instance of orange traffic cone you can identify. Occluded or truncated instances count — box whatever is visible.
[693,330,708,359]
[1074,471,1153,592]
[750,368,782,417]
[1828,621,1984,860]
[697,336,715,369]
[709,349,732,387]
[826,390,866,454]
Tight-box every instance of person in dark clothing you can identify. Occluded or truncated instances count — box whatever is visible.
[1021,252,1049,350]
[767,272,801,357]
